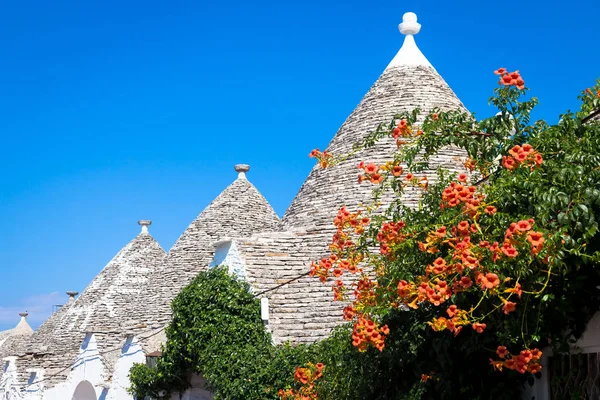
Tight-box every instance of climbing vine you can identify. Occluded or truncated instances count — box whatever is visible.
[130,72,600,400]
[297,71,600,398]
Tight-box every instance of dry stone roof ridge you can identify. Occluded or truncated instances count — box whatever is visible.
[132,175,281,333]
[0,330,17,345]
[22,301,73,355]
[0,334,33,390]
[0,335,31,360]
[0,330,12,342]
[12,302,79,386]
[16,230,166,388]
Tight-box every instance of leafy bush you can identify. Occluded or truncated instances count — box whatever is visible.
[129,266,319,399]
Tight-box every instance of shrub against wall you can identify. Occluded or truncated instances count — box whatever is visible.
[128,266,320,399]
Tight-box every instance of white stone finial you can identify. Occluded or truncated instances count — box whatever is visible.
[138,220,152,234]
[399,12,421,35]
[66,291,78,303]
[386,12,433,70]
[19,312,28,320]
[235,164,250,180]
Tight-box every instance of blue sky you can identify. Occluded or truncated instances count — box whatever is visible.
[0,0,598,330]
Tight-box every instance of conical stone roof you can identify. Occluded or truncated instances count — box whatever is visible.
[0,313,33,346]
[133,165,280,328]
[19,226,165,387]
[0,313,33,355]
[0,313,34,389]
[282,13,468,234]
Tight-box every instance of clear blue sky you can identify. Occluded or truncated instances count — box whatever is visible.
[1,0,598,330]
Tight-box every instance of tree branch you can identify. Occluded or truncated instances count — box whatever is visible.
[582,108,600,124]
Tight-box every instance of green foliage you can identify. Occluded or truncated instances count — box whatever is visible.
[131,79,600,400]
[129,266,320,399]
[313,79,600,398]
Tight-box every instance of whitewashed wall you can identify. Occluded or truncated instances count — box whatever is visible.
[42,333,107,400]
[1,357,23,400]
[8,333,148,400]
[523,311,600,399]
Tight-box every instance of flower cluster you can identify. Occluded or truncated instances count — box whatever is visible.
[310,206,367,289]
[584,87,600,99]
[428,305,471,335]
[398,184,548,336]
[502,144,543,171]
[392,119,412,138]
[319,176,547,356]
[351,316,389,352]
[357,162,384,184]
[310,207,367,280]
[391,119,422,146]
[309,148,333,168]
[490,347,542,374]
[463,158,477,172]
[356,160,429,190]
[495,68,525,90]
[503,218,545,256]
[440,181,481,209]
[377,221,406,257]
[278,363,324,400]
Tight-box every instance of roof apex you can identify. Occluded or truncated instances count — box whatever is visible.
[138,220,152,234]
[13,313,33,335]
[386,12,433,70]
[234,164,250,180]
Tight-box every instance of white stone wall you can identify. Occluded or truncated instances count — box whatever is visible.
[11,333,149,400]
[210,240,247,280]
[106,337,145,400]
[1,357,23,400]
[42,333,107,400]
[523,311,600,399]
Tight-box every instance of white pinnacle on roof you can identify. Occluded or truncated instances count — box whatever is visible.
[138,219,152,234]
[386,12,433,70]
[235,164,250,180]
[66,291,79,303]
